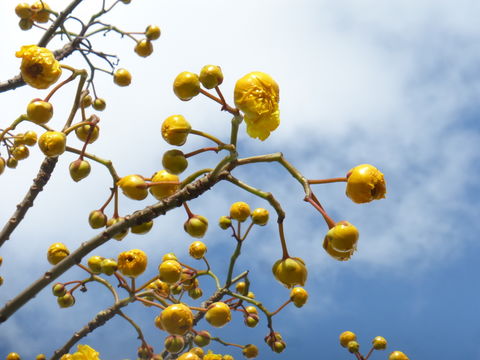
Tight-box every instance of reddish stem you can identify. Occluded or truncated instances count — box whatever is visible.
[308,177,347,184]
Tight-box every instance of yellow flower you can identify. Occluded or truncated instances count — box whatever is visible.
[117,249,148,278]
[204,350,223,360]
[60,345,101,360]
[346,164,386,204]
[272,257,307,288]
[16,45,62,89]
[234,71,280,141]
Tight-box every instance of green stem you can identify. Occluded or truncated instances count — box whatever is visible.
[0,115,28,143]
[190,129,224,146]
[180,169,213,188]
[229,114,243,147]
[65,146,120,182]
[225,241,243,287]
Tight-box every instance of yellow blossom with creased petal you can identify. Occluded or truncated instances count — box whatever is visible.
[60,345,101,360]
[16,45,62,89]
[117,249,148,278]
[346,164,386,204]
[234,71,280,141]
[203,350,223,360]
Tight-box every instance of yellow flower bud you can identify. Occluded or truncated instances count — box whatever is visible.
[372,336,387,350]
[160,303,194,335]
[131,220,154,235]
[161,114,191,146]
[242,344,258,359]
[290,287,308,307]
[235,281,247,295]
[339,331,357,348]
[272,257,307,288]
[218,216,232,230]
[88,210,107,229]
[15,3,33,18]
[346,164,386,204]
[11,145,29,160]
[100,258,118,275]
[251,208,269,225]
[31,1,51,23]
[75,123,99,143]
[173,71,200,101]
[106,217,129,241]
[69,159,91,182]
[35,354,46,360]
[324,221,359,254]
[149,170,179,200]
[7,157,18,169]
[389,351,410,360]
[117,249,148,278]
[6,353,21,360]
[113,68,132,87]
[347,341,360,353]
[23,130,37,146]
[57,293,75,308]
[323,239,354,261]
[206,302,231,328]
[117,174,148,200]
[87,255,104,274]
[162,252,178,262]
[229,202,251,222]
[38,131,66,157]
[199,65,223,89]
[245,306,258,315]
[158,259,182,284]
[82,95,92,108]
[18,18,33,31]
[177,352,200,360]
[145,25,161,40]
[164,335,185,354]
[47,242,69,265]
[0,157,6,175]
[16,45,61,89]
[27,100,53,124]
[134,39,154,57]
[162,149,188,175]
[189,241,207,259]
[92,98,106,111]
[193,331,211,347]
[184,215,208,238]
[234,71,280,141]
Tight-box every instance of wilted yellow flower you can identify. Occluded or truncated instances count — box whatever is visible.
[346,164,386,204]
[16,45,62,89]
[234,71,280,141]
[117,249,148,278]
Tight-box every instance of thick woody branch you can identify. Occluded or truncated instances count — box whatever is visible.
[0,170,230,323]
[0,157,58,246]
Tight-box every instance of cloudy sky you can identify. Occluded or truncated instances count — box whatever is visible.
[1,0,480,359]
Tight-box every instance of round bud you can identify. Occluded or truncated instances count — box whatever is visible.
[23,131,37,146]
[290,287,308,307]
[161,115,191,146]
[47,242,69,265]
[247,291,255,299]
[158,260,182,284]
[6,353,21,360]
[346,164,386,203]
[188,287,203,299]
[372,336,387,350]
[160,303,194,335]
[339,331,357,348]
[88,210,107,229]
[87,255,104,274]
[52,283,66,297]
[184,215,209,238]
[272,257,308,288]
[114,68,132,87]
[146,25,161,40]
[92,98,106,111]
[242,344,259,359]
[131,220,154,235]
[235,281,247,294]
[117,249,148,278]
[69,159,91,182]
[164,335,185,354]
[230,202,251,222]
[35,354,46,360]
[347,341,360,354]
[149,170,179,200]
[389,351,410,360]
[15,3,33,18]
[205,302,231,328]
[27,100,53,124]
[193,331,211,347]
[82,95,93,108]
[100,258,118,275]
[173,72,200,101]
[117,174,148,200]
[11,145,29,160]
[134,39,154,57]
[57,292,75,308]
[162,149,188,175]
[0,157,6,175]
[189,241,207,259]
[218,215,232,230]
[162,253,178,262]
[75,123,100,143]
[324,221,359,253]
[246,306,258,315]
[38,131,66,157]
[244,314,259,328]
[199,65,224,89]
[170,284,182,294]
[19,18,33,30]
[251,208,269,226]
[106,217,129,241]
[31,1,51,23]
[7,157,18,169]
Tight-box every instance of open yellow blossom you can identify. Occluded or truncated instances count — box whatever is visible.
[117,249,148,278]
[234,71,280,141]
[60,344,101,360]
[16,45,62,89]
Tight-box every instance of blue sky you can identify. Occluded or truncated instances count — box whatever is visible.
[1,0,480,359]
